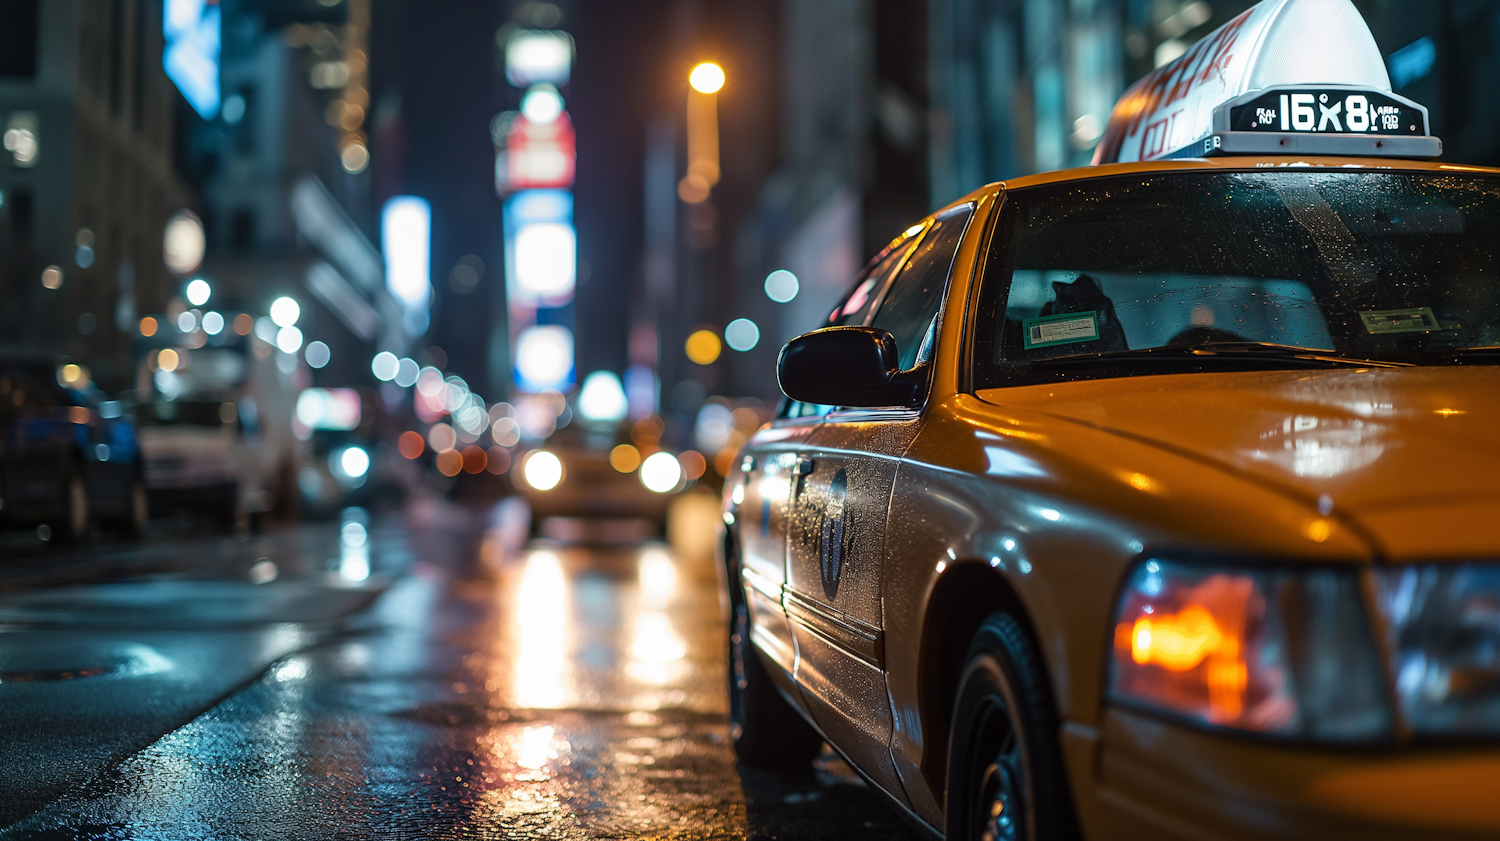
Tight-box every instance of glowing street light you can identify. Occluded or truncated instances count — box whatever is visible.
[689,62,725,94]
[680,63,723,204]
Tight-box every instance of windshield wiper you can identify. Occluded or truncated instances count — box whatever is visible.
[1032,341,1411,369]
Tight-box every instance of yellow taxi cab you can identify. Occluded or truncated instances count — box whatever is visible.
[720,1,1500,838]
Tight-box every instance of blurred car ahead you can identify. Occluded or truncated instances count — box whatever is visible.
[0,360,147,542]
[295,387,384,517]
[513,426,673,541]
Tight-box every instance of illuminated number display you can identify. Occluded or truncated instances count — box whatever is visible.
[1230,88,1425,136]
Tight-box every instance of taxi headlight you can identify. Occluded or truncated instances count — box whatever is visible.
[1375,564,1500,736]
[1110,559,1390,742]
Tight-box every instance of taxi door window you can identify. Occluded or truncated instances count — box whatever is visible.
[826,237,918,327]
[870,206,974,371]
[783,236,921,418]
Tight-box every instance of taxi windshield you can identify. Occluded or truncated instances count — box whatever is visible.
[973,171,1500,388]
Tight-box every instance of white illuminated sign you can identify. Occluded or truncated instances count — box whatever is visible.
[382,196,432,309]
[503,190,575,306]
[506,30,574,87]
[514,325,574,391]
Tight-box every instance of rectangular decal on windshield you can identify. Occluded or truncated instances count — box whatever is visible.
[1024,311,1099,349]
[1360,307,1439,334]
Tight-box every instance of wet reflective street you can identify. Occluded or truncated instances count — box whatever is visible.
[0,499,921,840]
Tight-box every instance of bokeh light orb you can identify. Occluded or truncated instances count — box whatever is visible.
[371,351,399,381]
[524,450,564,491]
[185,278,212,306]
[270,296,300,327]
[724,318,760,352]
[163,210,206,276]
[685,329,721,365]
[764,269,799,303]
[640,452,682,493]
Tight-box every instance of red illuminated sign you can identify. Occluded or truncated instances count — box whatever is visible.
[495,112,576,194]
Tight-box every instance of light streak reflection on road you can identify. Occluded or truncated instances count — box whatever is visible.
[513,550,568,709]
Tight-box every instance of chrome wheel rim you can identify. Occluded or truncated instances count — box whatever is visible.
[977,729,1023,841]
[967,691,1026,841]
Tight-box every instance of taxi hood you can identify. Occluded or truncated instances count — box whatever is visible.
[978,367,1500,559]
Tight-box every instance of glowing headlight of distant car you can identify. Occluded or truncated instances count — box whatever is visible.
[1110,559,1390,741]
[523,450,563,491]
[639,452,682,494]
[339,446,370,478]
[331,446,370,489]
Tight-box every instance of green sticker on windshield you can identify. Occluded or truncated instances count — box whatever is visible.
[1360,307,1439,334]
[1023,311,1099,349]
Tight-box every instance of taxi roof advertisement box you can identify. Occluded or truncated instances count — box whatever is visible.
[1094,0,1440,165]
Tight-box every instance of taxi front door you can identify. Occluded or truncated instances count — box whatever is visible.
[785,414,921,798]
[784,202,974,801]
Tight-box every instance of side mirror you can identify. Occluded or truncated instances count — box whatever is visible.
[777,326,920,408]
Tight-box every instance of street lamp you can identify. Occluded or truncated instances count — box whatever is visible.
[689,62,725,94]
[680,63,724,204]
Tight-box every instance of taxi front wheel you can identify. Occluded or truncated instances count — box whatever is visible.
[945,613,1079,841]
[728,602,823,768]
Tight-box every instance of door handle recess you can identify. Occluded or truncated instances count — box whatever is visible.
[791,456,815,501]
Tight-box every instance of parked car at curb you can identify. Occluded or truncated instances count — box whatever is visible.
[0,359,147,542]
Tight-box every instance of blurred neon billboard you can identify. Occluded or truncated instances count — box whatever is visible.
[505,30,574,86]
[503,189,575,306]
[514,325,574,392]
[495,112,576,194]
[296,388,362,431]
[163,0,221,119]
[382,196,432,314]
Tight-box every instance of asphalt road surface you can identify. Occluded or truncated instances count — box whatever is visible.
[0,498,924,840]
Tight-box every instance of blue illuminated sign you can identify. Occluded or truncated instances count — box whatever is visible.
[1388,37,1435,90]
[163,0,221,119]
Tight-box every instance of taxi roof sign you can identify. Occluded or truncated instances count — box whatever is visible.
[1094,0,1441,165]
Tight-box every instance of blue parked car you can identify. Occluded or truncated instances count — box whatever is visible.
[0,359,148,543]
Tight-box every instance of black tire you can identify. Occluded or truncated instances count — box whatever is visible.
[728,600,824,768]
[51,466,91,544]
[945,613,1079,841]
